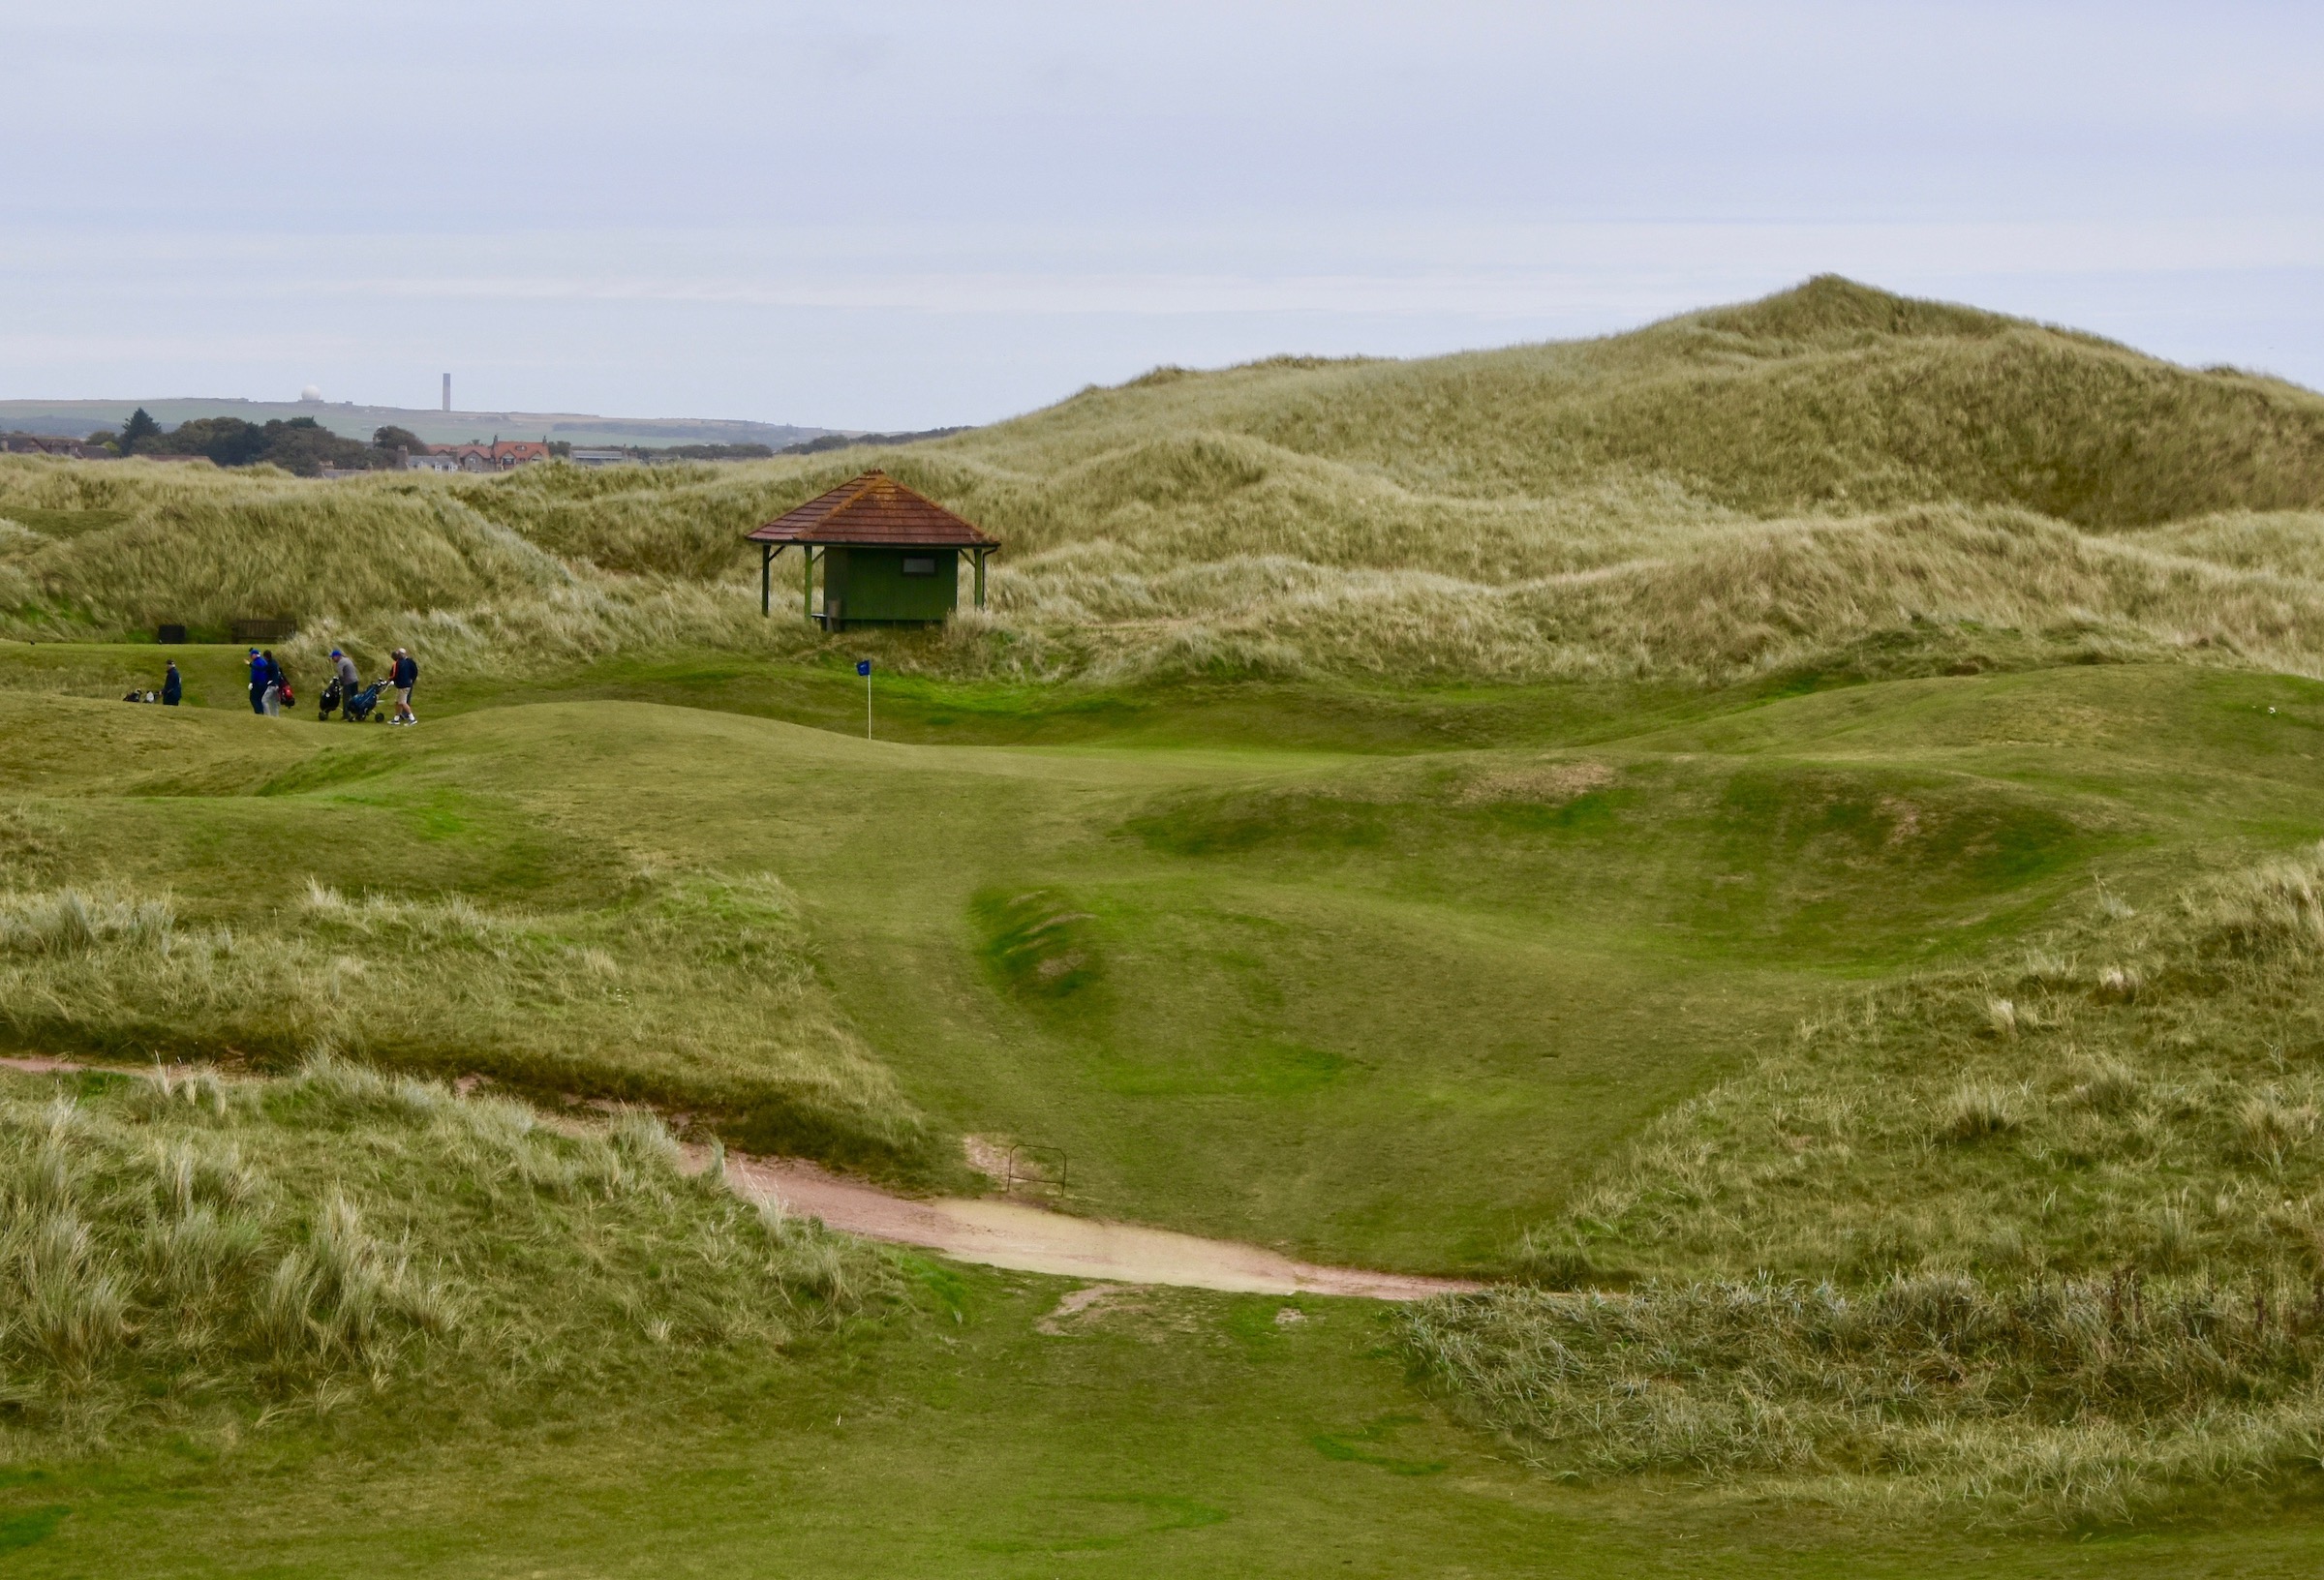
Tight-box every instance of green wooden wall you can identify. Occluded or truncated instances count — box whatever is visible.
[823,547,959,623]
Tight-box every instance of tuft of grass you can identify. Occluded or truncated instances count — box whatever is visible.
[2064,1055,2141,1112]
[1939,1082,2022,1142]
[0,889,174,955]
[2236,1094,2318,1170]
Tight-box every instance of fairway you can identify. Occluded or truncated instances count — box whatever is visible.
[14,655,2297,1271]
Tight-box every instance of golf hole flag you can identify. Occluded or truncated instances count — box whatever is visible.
[857,660,872,676]
[859,659,873,738]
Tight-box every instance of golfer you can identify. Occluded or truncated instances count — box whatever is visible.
[245,649,271,715]
[162,660,181,707]
[388,648,419,726]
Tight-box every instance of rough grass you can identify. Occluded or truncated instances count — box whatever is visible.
[12,277,2324,688]
[1405,844,2324,1526]
[0,872,927,1170]
[0,1057,884,1452]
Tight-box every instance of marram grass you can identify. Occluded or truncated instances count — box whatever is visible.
[0,1057,885,1452]
[11,277,2324,686]
[1406,844,2324,1526]
[0,872,927,1170]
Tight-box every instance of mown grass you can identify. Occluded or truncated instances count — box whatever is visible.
[5,654,2320,1272]
[0,1059,882,1454]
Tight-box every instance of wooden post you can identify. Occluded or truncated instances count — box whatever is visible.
[760,542,773,616]
[803,546,814,623]
[974,549,987,609]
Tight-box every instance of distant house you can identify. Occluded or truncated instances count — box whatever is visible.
[567,448,631,468]
[0,434,107,459]
[402,451,461,473]
[425,441,552,472]
[748,470,999,627]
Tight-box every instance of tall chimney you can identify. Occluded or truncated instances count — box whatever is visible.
[442,373,451,412]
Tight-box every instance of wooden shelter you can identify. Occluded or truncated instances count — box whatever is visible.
[748,471,999,628]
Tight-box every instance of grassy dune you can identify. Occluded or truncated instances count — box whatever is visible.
[0,1059,879,1452]
[1408,846,2324,1520]
[11,277,2324,686]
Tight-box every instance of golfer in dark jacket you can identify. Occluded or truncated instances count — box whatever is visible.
[162,661,181,707]
[246,649,269,714]
[388,649,419,726]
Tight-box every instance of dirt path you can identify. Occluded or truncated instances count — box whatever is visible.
[0,1058,1479,1301]
[721,1152,1480,1300]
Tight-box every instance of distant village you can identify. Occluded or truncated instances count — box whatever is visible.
[0,412,785,478]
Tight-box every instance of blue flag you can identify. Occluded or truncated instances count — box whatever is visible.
[856,659,872,677]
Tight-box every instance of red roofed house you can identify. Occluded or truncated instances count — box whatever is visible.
[747,471,999,628]
[430,440,551,472]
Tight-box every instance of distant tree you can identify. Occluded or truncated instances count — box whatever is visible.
[372,425,427,455]
[120,409,163,451]
[85,429,121,452]
[258,419,382,476]
[169,417,269,468]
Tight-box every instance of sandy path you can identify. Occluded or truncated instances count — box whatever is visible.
[0,1059,1478,1301]
[722,1152,1479,1300]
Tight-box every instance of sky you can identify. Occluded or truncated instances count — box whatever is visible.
[6,1,2322,429]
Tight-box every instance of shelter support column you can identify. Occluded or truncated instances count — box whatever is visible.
[760,542,773,616]
[803,545,816,623]
[974,549,987,609]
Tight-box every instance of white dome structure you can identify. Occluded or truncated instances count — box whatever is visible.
[299,384,322,403]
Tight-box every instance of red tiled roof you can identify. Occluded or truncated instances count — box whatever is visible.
[436,441,548,460]
[748,471,998,548]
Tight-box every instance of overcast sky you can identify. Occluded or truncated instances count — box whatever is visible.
[6,1,2321,428]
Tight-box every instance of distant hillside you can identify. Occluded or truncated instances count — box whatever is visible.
[938,274,2324,541]
[11,276,2324,686]
[0,398,835,451]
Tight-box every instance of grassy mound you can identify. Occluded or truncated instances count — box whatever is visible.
[964,275,2324,528]
[1405,845,2324,1525]
[0,1058,881,1449]
[0,874,923,1169]
[0,694,931,1171]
